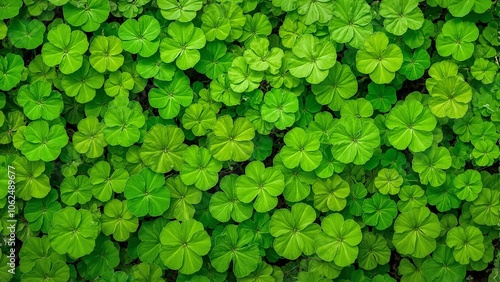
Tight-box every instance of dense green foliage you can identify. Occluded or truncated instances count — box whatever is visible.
[0,0,499,281]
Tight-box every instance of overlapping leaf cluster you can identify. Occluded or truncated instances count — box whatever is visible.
[0,0,499,281]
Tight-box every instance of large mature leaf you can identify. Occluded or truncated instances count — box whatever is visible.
[315,213,362,267]
[160,219,211,275]
[124,168,170,217]
[269,203,320,260]
[48,207,100,258]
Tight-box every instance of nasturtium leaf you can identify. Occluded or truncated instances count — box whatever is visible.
[89,161,128,202]
[89,35,124,73]
[358,232,391,270]
[252,134,273,161]
[330,115,380,165]
[60,175,93,206]
[362,193,398,230]
[470,121,497,146]
[63,0,110,32]
[0,0,22,20]
[379,0,424,36]
[124,168,170,217]
[160,219,211,275]
[329,0,373,49]
[272,0,298,12]
[104,71,134,97]
[288,34,337,84]
[201,5,231,41]
[19,236,66,274]
[0,53,24,91]
[160,21,206,70]
[21,120,69,162]
[296,0,334,25]
[315,213,362,267]
[472,141,500,167]
[165,176,202,221]
[246,108,273,135]
[398,258,426,282]
[137,218,168,265]
[269,203,320,260]
[209,74,241,106]
[436,19,479,61]
[103,101,145,147]
[470,188,500,226]
[446,226,485,265]
[356,32,403,84]
[180,145,222,191]
[24,189,61,233]
[366,83,396,113]
[346,183,367,216]
[228,56,264,93]
[118,15,160,57]
[101,199,139,242]
[397,185,427,212]
[239,262,275,282]
[182,103,216,136]
[17,81,64,121]
[311,63,358,110]
[27,55,56,85]
[195,42,234,79]
[157,0,203,22]
[386,99,437,152]
[307,257,342,280]
[403,19,434,49]
[428,76,472,119]
[208,115,255,162]
[41,24,88,74]
[453,170,482,201]
[412,147,452,187]
[399,48,431,81]
[312,175,350,212]
[8,19,46,50]
[447,0,491,18]
[393,207,440,258]
[132,263,164,282]
[82,238,120,278]
[235,161,284,213]
[422,245,467,282]
[217,2,247,41]
[209,174,253,223]
[308,112,337,144]
[136,53,176,81]
[261,88,298,130]
[21,258,70,282]
[49,207,100,258]
[240,13,272,42]
[279,18,306,49]
[375,168,404,195]
[273,154,316,202]
[340,98,374,119]
[140,124,187,173]
[61,59,105,103]
[11,157,50,201]
[425,60,460,91]
[243,36,283,73]
[149,72,193,119]
[426,175,462,212]
[280,127,322,171]
[210,224,261,278]
[471,58,498,84]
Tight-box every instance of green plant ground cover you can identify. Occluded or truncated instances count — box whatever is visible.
[0,0,499,281]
